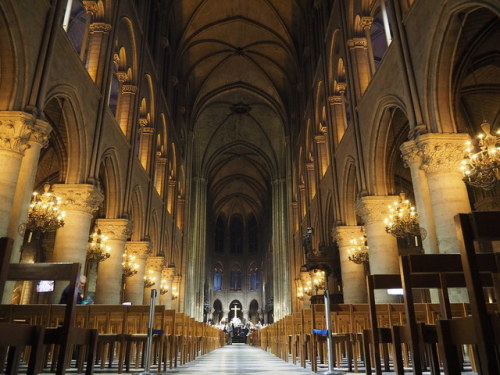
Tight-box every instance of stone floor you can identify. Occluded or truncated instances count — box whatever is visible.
[36,343,477,375]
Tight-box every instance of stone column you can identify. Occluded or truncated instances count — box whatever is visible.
[171,275,181,310]
[138,120,154,171]
[154,154,167,196]
[305,162,316,200]
[50,184,103,302]
[166,179,176,214]
[417,133,471,253]
[86,22,112,86]
[117,84,137,139]
[357,195,399,303]
[123,241,151,305]
[8,119,51,264]
[348,37,372,97]
[94,218,132,304]
[144,256,164,305]
[334,226,367,303]
[0,112,36,237]
[328,95,346,144]
[176,197,185,230]
[400,140,439,254]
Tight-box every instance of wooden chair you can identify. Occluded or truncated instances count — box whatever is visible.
[0,323,45,375]
[0,237,98,375]
[436,211,500,375]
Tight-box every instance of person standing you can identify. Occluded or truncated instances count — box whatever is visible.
[226,323,234,345]
[59,275,87,304]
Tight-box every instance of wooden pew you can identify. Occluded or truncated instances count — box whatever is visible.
[0,237,98,375]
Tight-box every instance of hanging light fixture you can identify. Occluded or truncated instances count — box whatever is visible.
[160,279,169,295]
[384,193,423,244]
[122,252,139,278]
[86,225,111,262]
[143,269,156,288]
[25,184,65,240]
[461,121,499,190]
[348,233,369,264]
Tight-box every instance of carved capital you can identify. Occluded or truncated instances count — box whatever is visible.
[356,195,399,225]
[95,218,132,241]
[416,133,470,175]
[29,119,52,148]
[116,71,128,83]
[52,184,103,214]
[0,111,36,154]
[348,38,368,49]
[162,266,175,280]
[125,241,152,259]
[360,16,374,30]
[314,134,326,143]
[147,256,165,272]
[328,95,342,105]
[121,84,137,95]
[139,125,155,135]
[89,22,112,33]
[334,226,364,248]
[400,140,421,168]
[336,82,347,94]
[138,118,149,127]
[83,0,99,16]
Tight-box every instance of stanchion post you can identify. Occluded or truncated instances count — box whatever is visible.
[324,289,342,375]
[140,288,157,375]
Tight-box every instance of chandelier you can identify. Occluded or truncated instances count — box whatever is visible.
[143,269,156,288]
[461,121,499,190]
[87,225,111,262]
[122,252,139,278]
[384,193,423,242]
[299,265,327,296]
[160,279,169,295]
[25,184,65,239]
[348,234,369,264]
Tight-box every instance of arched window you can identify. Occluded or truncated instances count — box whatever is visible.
[370,1,393,69]
[215,216,225,253]
[213,264,223,291]
[230,215,243,254]
[248,215,258,252]
[230,265,242,290]
[249,267,260,291]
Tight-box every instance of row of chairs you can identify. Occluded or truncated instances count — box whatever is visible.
[0,238,225,374]
[260,211,500,374]
[0,303,224,373]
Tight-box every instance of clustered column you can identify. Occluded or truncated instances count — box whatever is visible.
[94,218,132,304]
[334,226,367,303]
[357,195,399,303]
[123,241,151,305]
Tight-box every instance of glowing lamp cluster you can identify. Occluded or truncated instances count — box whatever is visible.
[143,269,156,288]
[122,252,139,278]
[87,226,111,262]
[26,184,65,236]
[171,285,178,300]
[384,193,422,241]
[160,279,169,295]
[461,121,499,190]
[348,234,369,264]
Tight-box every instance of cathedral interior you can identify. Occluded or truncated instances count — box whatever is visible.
[0,0,499,373]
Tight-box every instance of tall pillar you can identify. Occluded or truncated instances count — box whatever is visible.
[334,226,367,303]
[357,195,399,303]
[154,154,167,196]
[176,197,185,230]
[144,256,164,305]
[328,95,346,144]
[94,218,132,304]
[417,134,471,253]
[50,184,103,302]
[123,241,151,305]
[138,121,154,172]
[0,112,36,237]
[271,178,290,319]
[400,140,439,254]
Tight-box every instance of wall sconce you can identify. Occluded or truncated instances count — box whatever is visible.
[171,285,178,300]
[143,269,156,288]
[160,279,168,295]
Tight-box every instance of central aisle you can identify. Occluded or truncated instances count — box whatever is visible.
[172,343,316,374]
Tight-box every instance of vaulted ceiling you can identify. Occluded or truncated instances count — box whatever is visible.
[171,0,309,221]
